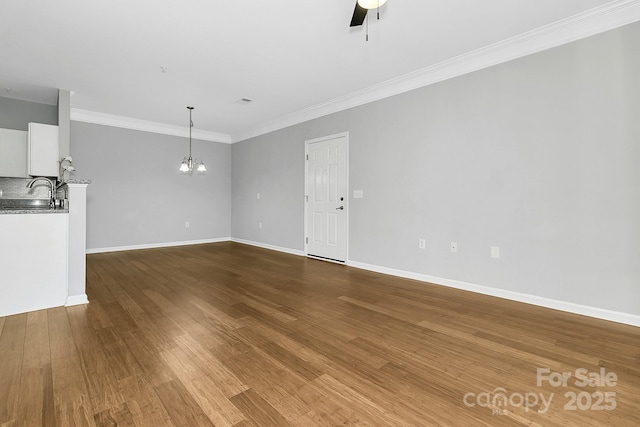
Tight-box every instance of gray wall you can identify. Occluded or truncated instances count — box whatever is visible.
[57,90,71,157]
[231,22,640,316]
[0,96,58,130]
[231,130,306,250]
[71,122,231,250]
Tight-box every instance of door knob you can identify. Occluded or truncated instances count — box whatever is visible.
[336,206,344,210]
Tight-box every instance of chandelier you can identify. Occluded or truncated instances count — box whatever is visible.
[179,106,206,174]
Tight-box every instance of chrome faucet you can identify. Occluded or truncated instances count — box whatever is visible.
[56,181,69,209]
[27,177,56,209]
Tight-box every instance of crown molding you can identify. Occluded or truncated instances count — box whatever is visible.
[231,0,640,142]
[68,1,640,144]
[70,108,232,144]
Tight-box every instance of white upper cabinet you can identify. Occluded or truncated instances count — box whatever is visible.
[28,122,59,177]
[0,128,28,177]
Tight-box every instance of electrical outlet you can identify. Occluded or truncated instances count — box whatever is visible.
[491,246,500,259]
[185,221,190,228]
[418,239,426,249]
[451,242,457,252]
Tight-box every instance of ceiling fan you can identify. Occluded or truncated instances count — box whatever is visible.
[350,0,387,27]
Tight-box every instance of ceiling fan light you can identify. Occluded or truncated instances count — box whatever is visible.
[357,0,387,10]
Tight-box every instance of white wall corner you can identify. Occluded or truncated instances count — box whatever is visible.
[66,294,89,306]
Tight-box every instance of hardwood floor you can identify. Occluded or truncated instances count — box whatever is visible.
[1,242,639,426]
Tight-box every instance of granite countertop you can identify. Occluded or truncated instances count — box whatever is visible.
[0,198,69,215]
[0,208,69,215]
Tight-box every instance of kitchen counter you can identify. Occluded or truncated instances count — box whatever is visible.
[0,198,68,214]
[0,208,68,214]
[0,212,68,317]
[0,180,90,317]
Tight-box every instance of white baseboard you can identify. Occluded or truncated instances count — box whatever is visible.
[347,260,640,328]
[230,238,305,257]
[86,237,231,254]
[84,238,639,327]
[66,294,89,306]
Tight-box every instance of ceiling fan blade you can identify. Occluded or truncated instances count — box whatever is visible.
[350,2,367,27]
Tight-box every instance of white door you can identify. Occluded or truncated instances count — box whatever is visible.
[306,134,348,262]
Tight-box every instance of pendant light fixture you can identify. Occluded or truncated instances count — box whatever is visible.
[179,106,206,174]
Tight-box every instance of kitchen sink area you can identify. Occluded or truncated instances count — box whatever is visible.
[0,198,67,212]
[0,198,51,208]
[1,93,89,318]
[0,176,88,317]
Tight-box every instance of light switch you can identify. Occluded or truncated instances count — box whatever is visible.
[491,246,500,259]
[353,190,364,199]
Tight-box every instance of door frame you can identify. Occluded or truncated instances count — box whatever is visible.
[304,132,349,263]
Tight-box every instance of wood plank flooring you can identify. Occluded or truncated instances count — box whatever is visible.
[1,241,639,426]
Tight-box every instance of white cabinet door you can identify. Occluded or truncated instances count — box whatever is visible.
[0,213,69,317]
[28,122,59,177]
[0,128,28,177]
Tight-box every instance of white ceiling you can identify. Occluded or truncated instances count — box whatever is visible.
[0,0,634,142]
